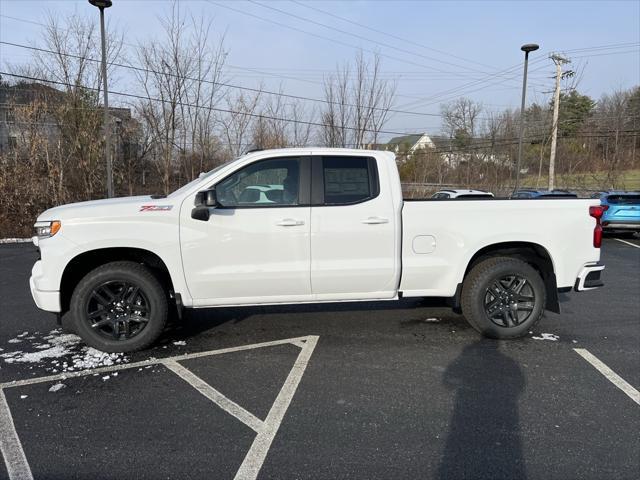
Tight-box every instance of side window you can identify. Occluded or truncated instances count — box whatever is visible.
[216,157,300,207]
[322,156,378,205]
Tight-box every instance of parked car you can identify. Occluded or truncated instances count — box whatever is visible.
[591,191,640,233]
[30,148,604,352]
[512,189,578,199]
[431,189,494,199]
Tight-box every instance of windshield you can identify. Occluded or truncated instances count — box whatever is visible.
[167,158,237,198]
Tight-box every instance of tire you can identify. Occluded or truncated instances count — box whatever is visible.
[70,261,168,352]
[461,256,546,339]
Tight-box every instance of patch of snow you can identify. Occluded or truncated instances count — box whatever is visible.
[102,375,110,381]
[49,383,65,392]
[1,331,129,373]
[172,340,186,346]
[531,333,559,341]
[20,395,28,399]
[423,318,441,323]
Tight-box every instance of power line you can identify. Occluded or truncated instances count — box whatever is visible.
[0,42,559,124]
[0,40,450,119]
[290,0,502,73]
[208,0,546,91]
[0,71,441,137]
[247,0,517,79]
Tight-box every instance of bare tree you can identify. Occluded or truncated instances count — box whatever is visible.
[320,52,396,148]
[136,3,227,194]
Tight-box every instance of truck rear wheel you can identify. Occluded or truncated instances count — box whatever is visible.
[69,261,168,352]
[461,257,545,339]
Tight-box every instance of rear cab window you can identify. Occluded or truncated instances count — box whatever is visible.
[313,156,379,206]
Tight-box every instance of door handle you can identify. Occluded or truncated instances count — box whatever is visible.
[361,216,389,224]
[276,218,305,227]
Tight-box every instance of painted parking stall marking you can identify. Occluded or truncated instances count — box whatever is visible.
[0,335,319,480]
[0,390,33,480]
[574,348,640,406]
[614,238,640,249]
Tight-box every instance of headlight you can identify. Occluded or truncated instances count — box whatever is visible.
[34,220,61,239]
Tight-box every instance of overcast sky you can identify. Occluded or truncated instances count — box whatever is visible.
[1,0,639,137]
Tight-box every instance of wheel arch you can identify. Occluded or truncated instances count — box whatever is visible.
[453,241,559,313]
[60,247,175,314]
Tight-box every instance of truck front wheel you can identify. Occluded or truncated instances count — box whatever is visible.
[461,257,546,339]
[69,261,168,352]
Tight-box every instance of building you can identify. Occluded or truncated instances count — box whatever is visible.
[383,132,510,168]
[0,80,138,157]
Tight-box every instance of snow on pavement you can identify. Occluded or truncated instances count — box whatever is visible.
[0,329,129,373]
[531,333,560,341]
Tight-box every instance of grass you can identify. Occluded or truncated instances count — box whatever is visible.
[520,169,640,191]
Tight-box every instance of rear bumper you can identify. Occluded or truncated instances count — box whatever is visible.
[602,222,640,231]
[574,263,605,292]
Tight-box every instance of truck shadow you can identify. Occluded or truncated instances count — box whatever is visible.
[438,341,527,480]
[167,297,459,339]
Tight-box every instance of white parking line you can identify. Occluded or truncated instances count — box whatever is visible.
[235,335,318,480]
[574,348,640,406]
[0,335,319,480]
[614,238,640,249]
[164,359,264,433]
[0,336,313,390]
[0,390,33,480]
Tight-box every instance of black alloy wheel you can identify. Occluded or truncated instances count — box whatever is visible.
[86,280,150,340]
[483,275,536,328]
[70,261,168,352]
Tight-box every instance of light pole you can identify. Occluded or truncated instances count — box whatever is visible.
[89,0,114,198]
[514,43,539,193]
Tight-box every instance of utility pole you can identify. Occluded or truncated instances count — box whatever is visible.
[548,54,569,191]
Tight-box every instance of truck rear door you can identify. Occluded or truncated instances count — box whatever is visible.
[310,155,399,300]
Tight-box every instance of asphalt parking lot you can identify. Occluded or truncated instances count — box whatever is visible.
[0,237,638,480]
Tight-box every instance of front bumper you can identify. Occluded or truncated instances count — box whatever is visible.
[30,261,61,312]
[574,263,605,292]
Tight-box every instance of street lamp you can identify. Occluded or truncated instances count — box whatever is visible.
[89,0,114,198]
[513,43,539,193]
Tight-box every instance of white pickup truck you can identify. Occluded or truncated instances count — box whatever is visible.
[30,148,605,352]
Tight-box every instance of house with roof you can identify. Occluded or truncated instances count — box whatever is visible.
[382,132,510,169]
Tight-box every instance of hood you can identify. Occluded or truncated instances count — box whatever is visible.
[37,195,176,221]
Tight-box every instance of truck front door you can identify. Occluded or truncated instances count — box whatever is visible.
[180,156,312,305]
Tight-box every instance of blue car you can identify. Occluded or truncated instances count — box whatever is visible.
[591,191,640,233]
[512,189,578,199]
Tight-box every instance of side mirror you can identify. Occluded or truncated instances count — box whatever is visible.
[195,188,217,207]
[191,206,210,221]
[192,188,217,221]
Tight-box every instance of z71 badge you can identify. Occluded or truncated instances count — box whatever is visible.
[139,205,173,212]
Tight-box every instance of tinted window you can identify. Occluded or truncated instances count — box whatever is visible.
[432,192,450,199]
[216,157,300,207]
[322,156,376,205]
[607,194,640,205]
